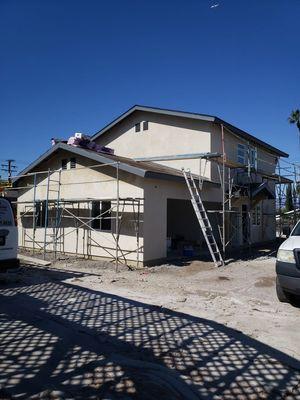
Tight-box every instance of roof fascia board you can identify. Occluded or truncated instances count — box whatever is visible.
[216,118,288,158]
[13,145,61,182]
[13,143,147,184]
[57,143,146,177]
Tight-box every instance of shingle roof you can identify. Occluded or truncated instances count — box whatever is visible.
[91,105,288,158]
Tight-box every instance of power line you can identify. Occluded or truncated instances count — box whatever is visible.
[1,159,17,182]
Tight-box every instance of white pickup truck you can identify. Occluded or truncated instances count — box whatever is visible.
[276,221,300,304]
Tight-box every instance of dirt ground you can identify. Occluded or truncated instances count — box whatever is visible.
[0,251,300,399]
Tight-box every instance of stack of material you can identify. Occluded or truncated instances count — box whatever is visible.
[51,138,68,146]
[65,133,114,155]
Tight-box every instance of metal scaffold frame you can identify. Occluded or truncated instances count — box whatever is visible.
[2,135,293,267]
[142,124,291,263]
[275,158,300,236]
[9,161,144,270]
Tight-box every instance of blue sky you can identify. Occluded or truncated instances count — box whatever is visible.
[0,0,299,177]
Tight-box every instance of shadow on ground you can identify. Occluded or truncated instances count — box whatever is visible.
[162,240,284,268]
[0,266,299,399]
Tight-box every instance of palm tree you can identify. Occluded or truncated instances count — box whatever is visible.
[288,109,300,142]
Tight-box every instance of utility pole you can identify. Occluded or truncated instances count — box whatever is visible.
[1,159,17,183]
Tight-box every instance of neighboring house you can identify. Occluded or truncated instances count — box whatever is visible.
[15,106,288,266]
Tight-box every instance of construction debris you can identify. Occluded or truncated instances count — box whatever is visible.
[18,254,51,266]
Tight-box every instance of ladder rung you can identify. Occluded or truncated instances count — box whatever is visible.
[183,167,224,267]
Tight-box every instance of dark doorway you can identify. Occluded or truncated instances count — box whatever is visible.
[242,204,249,244]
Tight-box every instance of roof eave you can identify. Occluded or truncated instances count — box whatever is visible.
[215,118,288,158]
[13,143,147,185]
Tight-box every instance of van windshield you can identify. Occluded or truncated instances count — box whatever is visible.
[0,199,14,227]
[291,221,300,236]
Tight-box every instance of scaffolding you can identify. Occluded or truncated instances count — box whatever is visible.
[3,137,295,266]
[137,126,292,261]
[275,159,300,236]
[9,161,144,270]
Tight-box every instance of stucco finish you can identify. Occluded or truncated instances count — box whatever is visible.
[95,111,212,179]
[17,110,282,265]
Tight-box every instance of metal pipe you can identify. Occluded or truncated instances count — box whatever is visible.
[134,152,222,162]
[43,169,50,260]
[115,162,120,272]
[221,124,226,262]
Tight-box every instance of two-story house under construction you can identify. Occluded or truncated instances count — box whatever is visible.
[14,106,289,267]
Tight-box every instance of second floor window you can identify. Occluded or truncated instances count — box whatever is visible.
[237,144,246,165]
[135,121,149,132]
[135,123,141,132]
[250,147,257,169]
[237,144,257,169]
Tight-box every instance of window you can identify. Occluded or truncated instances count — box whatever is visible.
[70,157,76,169]
[35,201,47,228]
[252,203,261,226]
[61,159,68,170]
[237,144,246,165]
[135,123,141,133]
[143,121,149,131]
[250,147,257,169]
[101,201,112,230]
[237,144,257,169]
[91,201,101,230]
[91,201,111,231]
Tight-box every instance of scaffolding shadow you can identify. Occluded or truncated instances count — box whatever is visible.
[0,267,300,399]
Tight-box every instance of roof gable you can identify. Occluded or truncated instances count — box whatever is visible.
[91,105,288,158]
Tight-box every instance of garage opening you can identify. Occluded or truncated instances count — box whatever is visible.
[166,199,221,258]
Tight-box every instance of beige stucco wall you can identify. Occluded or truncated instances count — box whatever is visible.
[95,111,213,179]
[143,178,221,262]
[211,123,277,179]
[17,150,144,263]
[17,148,222,264]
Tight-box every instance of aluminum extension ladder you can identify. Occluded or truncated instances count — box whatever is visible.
[182,169,224,267]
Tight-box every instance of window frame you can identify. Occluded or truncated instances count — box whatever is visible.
[252,203,261,226]
[135,123,141,133]
[91,200,112,231]
[35,200,47,228]
[143,121,149,131]
[249,147,257,170]
[237,143,246,165]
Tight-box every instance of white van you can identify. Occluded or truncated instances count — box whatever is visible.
[276,221,300,304]
[0,198,18,267]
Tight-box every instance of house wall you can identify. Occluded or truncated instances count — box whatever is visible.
[211,123,277,180]
[94,112,279,255]
[95,111,213,179]
[143,178,221,263]
[17,150,144,263]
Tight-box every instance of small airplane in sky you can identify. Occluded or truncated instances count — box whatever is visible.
[210,3,220,8]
